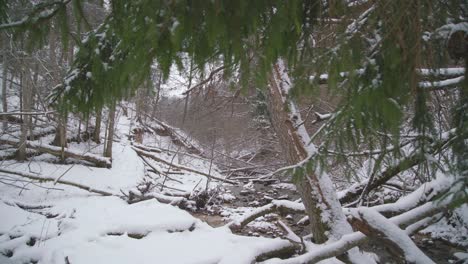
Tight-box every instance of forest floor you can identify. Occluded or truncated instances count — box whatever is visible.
[1,112,467,264]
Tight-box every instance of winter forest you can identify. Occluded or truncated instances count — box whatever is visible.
[0,1,467,263]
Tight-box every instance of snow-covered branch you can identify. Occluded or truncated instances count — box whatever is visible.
[0,0,72,30]
[0,110,55,116]
[419,75,465,90]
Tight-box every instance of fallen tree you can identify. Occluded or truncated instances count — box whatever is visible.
[258,187,459,263]
[0,168,115,196]
[0,168,189,206]
[349,208,435,263]
[338,131,456,205]
[132,145,237,185]
[0,137,111,168]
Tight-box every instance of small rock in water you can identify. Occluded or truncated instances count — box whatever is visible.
[240,190,250,196]
[220,211,230,217]
[248,201,260,206]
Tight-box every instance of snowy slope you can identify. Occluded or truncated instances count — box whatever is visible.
[0,112,293,264]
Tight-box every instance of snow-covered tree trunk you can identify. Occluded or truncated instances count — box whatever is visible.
[267,60,371,262]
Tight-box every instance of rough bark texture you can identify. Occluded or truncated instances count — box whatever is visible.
[267,63,330,244]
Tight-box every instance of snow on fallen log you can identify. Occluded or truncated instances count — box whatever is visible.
[0,168,190,206]
[227,200,305,231]
[338,132,455,205]
[132,146,237,184]
[125,190,188,207]
[302,173,454,226]
[310,67,465,85]
[349,208,435,263]
[419,75,465,90]
[0,110,56,116]
[0,137,111,168]
[418,67,465,77]
[260,196,456,264]
[0,168,116,196]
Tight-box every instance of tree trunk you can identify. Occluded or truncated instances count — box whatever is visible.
[17,71,32,161]
[52,113,68,162]
[2,39,8,132]
[266,60,363,256]
[104,103,116,158]
[94,108,102,143]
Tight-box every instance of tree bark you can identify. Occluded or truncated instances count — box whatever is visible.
[266,60,364,263]
[2,39,8,132]
[104,102,116,158]
[52,113,68,161]
[17,71,32,161]
[94,107,102,143]
[267,63,328,243]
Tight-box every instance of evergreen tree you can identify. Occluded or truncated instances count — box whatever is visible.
[1,0,467,251]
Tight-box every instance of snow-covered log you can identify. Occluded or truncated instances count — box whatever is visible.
[349,208,435,263]
[310,67,465,85]
[125,190,188,207]
[260,194,456,264]
[0,137,111,168]
[338,133,455,205]
[0,110,55,116]
[0,168,115,196]
[227,200,305,231]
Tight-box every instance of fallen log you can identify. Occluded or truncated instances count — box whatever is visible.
[227,200,305,231]
[259,196,456,264]
[255,243,300,263]
[0,137,111,168]
[0,168,190,207]
[338,132,455,205]
[125,190,188,207]
[349,208,435,263]
[301,174,454,226]
[132,146,237,185]
[0,111,56,116]
[0,168,115,196]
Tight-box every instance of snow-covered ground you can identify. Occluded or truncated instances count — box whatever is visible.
[1,107,467,264]
[0,113,294,264]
